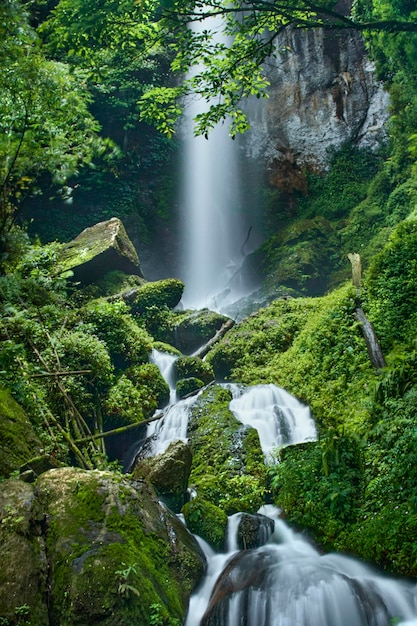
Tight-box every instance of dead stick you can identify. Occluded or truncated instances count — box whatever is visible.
[29,370,92,378]
[74,412,164,444]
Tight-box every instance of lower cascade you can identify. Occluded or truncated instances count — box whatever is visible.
[186,506,417,626]
[144,352,417,626]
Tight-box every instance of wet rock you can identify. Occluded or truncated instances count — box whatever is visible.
[175,356,215,386]
[132,440,193,513]
[237,513,275,550]
[36,467,205,625]
[243,25,389,172]
[176,377,205,399]
[59,217,144,285]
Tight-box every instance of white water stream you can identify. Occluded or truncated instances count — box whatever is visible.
[180,17,255,312]
[146,351,417,625]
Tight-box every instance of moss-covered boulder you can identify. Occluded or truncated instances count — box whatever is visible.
[37,467,205,625]
[0,480,48,625]
[132,440,193,512]
[175,356,215,386]
[244,216,338,297]
[59,217,144,285]
[172,309,231,354]
[0,389,42,478]
[182,497,228,551]
[130,278,184,314]
[187,386,267,515]
[177,377,205,399]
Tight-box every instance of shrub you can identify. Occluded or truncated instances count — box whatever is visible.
[83,299,153,369]
[130,279,184,315]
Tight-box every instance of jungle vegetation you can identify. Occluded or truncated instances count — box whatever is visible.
[1,0,417,581]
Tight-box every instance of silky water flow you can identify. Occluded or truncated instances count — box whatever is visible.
[141,351,417,626]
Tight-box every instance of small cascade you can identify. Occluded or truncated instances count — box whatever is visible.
[186,506,417,626]
[150,348,178,404]
[147,394,199,457]
[227,383,317,459]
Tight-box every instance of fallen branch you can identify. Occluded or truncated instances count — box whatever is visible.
[29,369,92,378]
[194,319,235,359]
[74,412,164,444]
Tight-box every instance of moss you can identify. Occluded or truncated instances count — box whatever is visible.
[36,468,204,625]
[182,498,228,551]
[0,389,42,478]
[83,299,153,370]
[125,363,170,408]
[172,309,230,354]
[130,279,184,314]
[207,284,375,433]
[176,377,205,399]
[175,356,214,386]
[188,386,267,514]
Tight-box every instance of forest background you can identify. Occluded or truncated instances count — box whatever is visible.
[2,0,417,604]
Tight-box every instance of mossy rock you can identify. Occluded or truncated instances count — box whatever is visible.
[126,363,170,408]
[0,389,42,479]
[244,216,338,297]
[59,217,144,285]
[0,480,49,625]
[182,497,228,551]
[175,356,214,386]
[132,440,193,513]
[172,309,230,354]
[176,377,205,399]
[36,467,205,625]
[130,278,184,314]
[187,386,267,515]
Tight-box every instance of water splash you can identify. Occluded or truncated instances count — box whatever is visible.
[227,383,317,459]
[186,506,417,626]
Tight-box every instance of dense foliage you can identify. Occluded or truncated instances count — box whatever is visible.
[2,0,417,612]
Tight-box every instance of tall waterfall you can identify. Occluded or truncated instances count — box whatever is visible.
[180,21,247,312]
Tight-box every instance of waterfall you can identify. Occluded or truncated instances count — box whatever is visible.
[180,19,249,312]
[227,383,317,459]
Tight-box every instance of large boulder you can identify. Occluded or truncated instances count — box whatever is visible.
[59,217,144,285]
[0,389,42,478]
[0,480,49,625]
[132,440,193,513]
[0,468,205,626]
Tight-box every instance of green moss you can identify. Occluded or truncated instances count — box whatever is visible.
[126,363,170,407]
[207,284,375,432]
[37,468,203,625]
[175,356,214,385]
[176,377,204,399]
[130,279,184,314]
[0,389,41,478]
[182,498,228,551]
[188,386,267,514]
[83,298,153,370]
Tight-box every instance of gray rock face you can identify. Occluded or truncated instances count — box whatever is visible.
[243,27,389,174]
[59,217,144,285]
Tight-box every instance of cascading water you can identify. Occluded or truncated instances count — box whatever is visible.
[146,349,201,457]
[180,19,251,312]
[227,383,317,459]
[189,505,417,626]
[137,356,417,625]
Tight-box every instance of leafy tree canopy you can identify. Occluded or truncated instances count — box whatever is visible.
[0,0,107,248]
[136,0,417,137]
